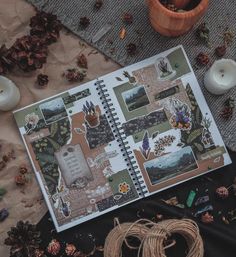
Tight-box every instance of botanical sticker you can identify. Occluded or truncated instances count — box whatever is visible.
[169,98,192,130]
[25,112,40,134]
[139,131,151,160]
[154,135,176,156]
[83,101,100,128]
[118,182,130,194]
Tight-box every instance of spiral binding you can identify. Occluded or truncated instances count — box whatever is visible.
[95,79,148,197]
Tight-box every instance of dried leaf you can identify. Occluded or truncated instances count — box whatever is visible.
[119,27,126,39]
[115,77,123,81]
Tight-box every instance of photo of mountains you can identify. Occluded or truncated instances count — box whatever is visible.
[144,146,198,185]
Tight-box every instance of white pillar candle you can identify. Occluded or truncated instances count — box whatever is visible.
[204,59,236,95]
[0,76,20,111]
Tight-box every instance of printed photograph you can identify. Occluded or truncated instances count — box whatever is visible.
[144,146,198,185]
[122,85,150,112]
[40,97,68,124]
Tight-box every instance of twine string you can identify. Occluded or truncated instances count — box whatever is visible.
[104,219,204,257]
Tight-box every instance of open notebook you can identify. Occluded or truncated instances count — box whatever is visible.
[14,46,231,232]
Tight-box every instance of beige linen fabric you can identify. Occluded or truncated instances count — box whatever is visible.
[0,0,119,255]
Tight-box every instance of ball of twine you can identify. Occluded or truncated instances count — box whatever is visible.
[104,218,204,257]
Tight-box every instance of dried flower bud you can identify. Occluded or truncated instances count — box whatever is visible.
[77,54,88,69]
[80,17,90,28]
[37,74,49,87]
[201,212,214,223]
[65,243,77,256]
[19,166,28,174]
[196,22,210,45]
[126,43,137,56]
[15,174,27,186]
[94,0,103,9]
[47,239,61,255]
[63,68,86,83]
[196,52,210,66]
[215,186,229,199]
[215,45,226,57]
[34,249,45,257]
[122,13,133,24]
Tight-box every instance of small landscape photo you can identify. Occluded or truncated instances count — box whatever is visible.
[40,97,68,124]
[121,85,150,112]
[144,146,198,185]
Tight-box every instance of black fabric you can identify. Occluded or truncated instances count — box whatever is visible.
[37,149,236,257]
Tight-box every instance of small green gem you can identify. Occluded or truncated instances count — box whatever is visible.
[208,166,212,170]
[108,177,113,182]
[69,110,72,114]
[134,135,139,139]
[175,63,179,68]
[36,156,39,160]
[186,190,196,208]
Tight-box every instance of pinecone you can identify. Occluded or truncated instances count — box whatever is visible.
[215,45,226,57]
[37,74,49,87]
[126,43,137,56]
[4,220,41,257]
[30,11,62,45]
[122,13,133,24]
[79,17,90,28]
[0,44,15,75]
[10,35,48,72]
[94,0,103,10]
[196,52,210,66]
[63,68,86,82]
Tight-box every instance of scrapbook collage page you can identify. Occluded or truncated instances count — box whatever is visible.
[14,81,139,232]
[101,45,231,195]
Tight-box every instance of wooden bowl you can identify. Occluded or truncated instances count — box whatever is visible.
[147,0,209,37]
